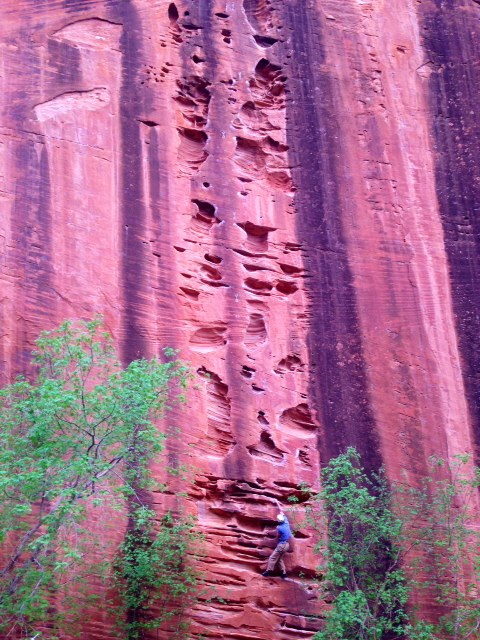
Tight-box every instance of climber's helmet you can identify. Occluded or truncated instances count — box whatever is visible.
[277,513,285,523]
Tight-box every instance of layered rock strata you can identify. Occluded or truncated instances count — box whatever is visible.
[1,0,480,637]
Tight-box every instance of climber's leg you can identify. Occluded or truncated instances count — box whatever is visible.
[265,541,288,573]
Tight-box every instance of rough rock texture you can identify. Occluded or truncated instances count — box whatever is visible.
[1,0,480,638]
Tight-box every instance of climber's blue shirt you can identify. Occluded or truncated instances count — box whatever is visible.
[277,519,293,543]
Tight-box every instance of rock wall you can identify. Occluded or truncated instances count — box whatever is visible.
[1,0,480,638]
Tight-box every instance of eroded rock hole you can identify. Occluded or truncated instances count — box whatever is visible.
[245,313,267,346]
[257,410,269,425]
[279,262,302,275]
[298,447,311,467]
[190,324,227,351]
[244,277,273,294]
[177,128,208,172]
[237,220,276,251]
[205,253,222,264]
[197,367,234,454]
[274,354,304,373]
[279,403,316,434]
[247,430,284,462]
[276,280,298,295]
[241,365,255,378]
[201,264,222,281]
[253,34,278,47]
[168,2,179,22]
[179,286,200,299]
[191,199,219,229]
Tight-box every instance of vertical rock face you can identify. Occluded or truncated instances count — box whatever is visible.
[1,0,479,637]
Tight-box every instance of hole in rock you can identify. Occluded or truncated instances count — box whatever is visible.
[252,384,265,392]
[179,286,200,299]
[183,22,203,31]
[233,247,270,259]
[178,128,208,173]
[276,280,298,295]
[139,119,158,127]
[234,137,268,176]
[279,262,302,275]
[257,411,269,425]
[252,58,285,105]
[244,277,273,294]
[247,430,284,462]
[168,2,179,22]
[298,447,311,467]
[191,199,220,231]
[201,264,222,281]
[265,135,289,152]
[192,198,216,217]
[215,12,229,18]
[190,324,227,351]
[197,367,235,455]
[245,313,267,346]
[174,245,186,252]
[279,403,317,435]
[253,34,278,47]
[243,264,271,273]
[241,365,255,379]
[203,181,211,188]
[205,253,222,264]
[274,354,304,373]
[237,221,276,251]
[243,0,275,32]
[192,54,205,63]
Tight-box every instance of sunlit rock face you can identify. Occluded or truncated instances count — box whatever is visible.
[1,0,479,637]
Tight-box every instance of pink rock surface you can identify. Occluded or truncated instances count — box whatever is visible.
[1,0,480,637]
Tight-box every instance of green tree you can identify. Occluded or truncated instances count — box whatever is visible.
[0,318,191,638]
[311,449,480,640]
[402,455,480,640]
[113,508,202,640]
[310,448,412,640]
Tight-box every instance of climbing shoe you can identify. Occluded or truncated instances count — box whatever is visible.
[280,572,287,579]
[261,570,273,577]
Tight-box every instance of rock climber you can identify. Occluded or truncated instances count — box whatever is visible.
[262,512,292,579]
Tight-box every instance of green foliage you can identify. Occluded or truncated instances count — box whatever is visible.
[311,448,410,640]
[400,455,480,640]
[0,318,190,639]
[312,449,480,640]
[113,507,202,640]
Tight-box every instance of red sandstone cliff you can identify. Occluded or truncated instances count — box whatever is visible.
[1,0,480,638]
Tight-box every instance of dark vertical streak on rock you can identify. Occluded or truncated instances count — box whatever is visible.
[282,1,381,471]
[420,0,480,458]
[108,0,149,364]
[47,39,81,87]
[11,142,55,375]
